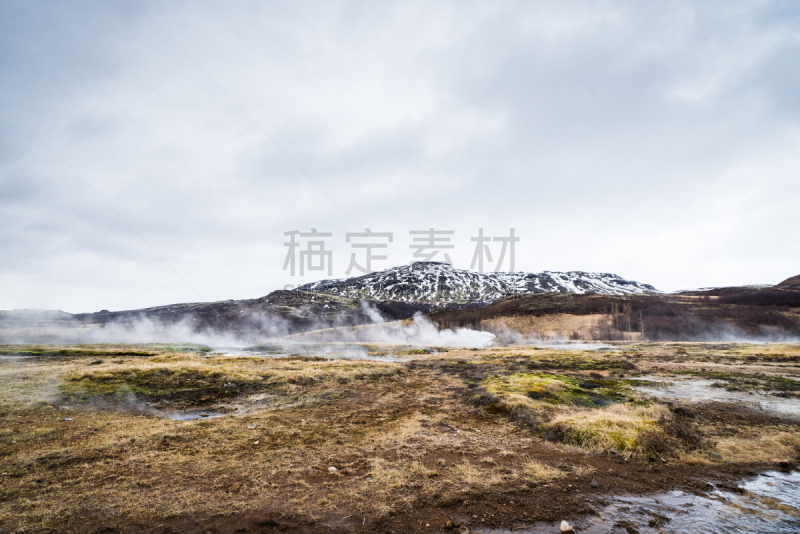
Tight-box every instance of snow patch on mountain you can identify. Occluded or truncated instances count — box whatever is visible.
[297,262,658,304]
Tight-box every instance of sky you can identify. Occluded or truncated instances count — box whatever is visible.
[1,0,799,313]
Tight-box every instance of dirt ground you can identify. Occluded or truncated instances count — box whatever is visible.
[0,342,798,533]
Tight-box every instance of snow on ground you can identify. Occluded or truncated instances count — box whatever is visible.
[298,262,658,304]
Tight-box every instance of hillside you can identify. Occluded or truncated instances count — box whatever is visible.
[429,278,800,341]
[0,291,378,343]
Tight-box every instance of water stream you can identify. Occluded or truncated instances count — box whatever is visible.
[476,470,800,533]
[162,410,226,421]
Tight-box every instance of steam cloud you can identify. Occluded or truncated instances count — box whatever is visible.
[0,305,496,350]
[3,302,796,351]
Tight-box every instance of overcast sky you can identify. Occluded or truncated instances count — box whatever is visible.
[1,0,799,313]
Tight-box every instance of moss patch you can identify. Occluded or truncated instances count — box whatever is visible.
[0,347,155,358]
[59,367,265,404]
[482,372,634,407]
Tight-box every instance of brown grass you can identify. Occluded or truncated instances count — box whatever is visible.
[0,342,798,533]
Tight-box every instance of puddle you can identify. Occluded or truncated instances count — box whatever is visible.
[0,355,31,361]
[218,347,292,358]
[161,410,226,421]
[631,376,800,419]
[475,470,800,533]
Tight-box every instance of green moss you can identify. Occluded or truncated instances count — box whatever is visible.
[0,348,154,358]
[482,372,634,407]
[487,352,638,371]
[395,348,432,355]
[59,368,262,404]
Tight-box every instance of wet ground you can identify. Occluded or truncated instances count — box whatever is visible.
[162,409,227,421]
[632,376,800,420]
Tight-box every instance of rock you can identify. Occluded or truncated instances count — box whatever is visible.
[458,526,469,534]
[63,417,73,422]
[328,466,337,473]
[248,423,257,429]
[710,452,722,460]
[560,520,574,533]
[444,520,453,528]
[590,479,599,488]
[772,458,792,468]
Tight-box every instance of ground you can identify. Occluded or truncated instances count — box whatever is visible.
[0,342,798,533]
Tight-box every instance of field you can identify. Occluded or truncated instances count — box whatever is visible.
[1,342,799,533]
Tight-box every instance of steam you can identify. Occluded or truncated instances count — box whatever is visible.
[0,309,292,347]
[360,312,495,348]
[487,323,614,350]
[360,301,386,324]
[285,307,495,348]
[483,320,800,347]
[5,302,794,352]
[0,304,495,350]
[356,302,494,348]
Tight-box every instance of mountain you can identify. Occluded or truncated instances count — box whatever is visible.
[4,267,798,343]
[297,262,658,304]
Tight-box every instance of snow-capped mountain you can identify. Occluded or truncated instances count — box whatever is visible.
[297,262,658,304]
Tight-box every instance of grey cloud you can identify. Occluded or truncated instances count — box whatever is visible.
[1,0,799,313]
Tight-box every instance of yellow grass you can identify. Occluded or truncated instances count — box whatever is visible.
[714,432,800,463]
[542,403,670,456]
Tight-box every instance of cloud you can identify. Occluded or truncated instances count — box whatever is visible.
[1,1,799,313]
